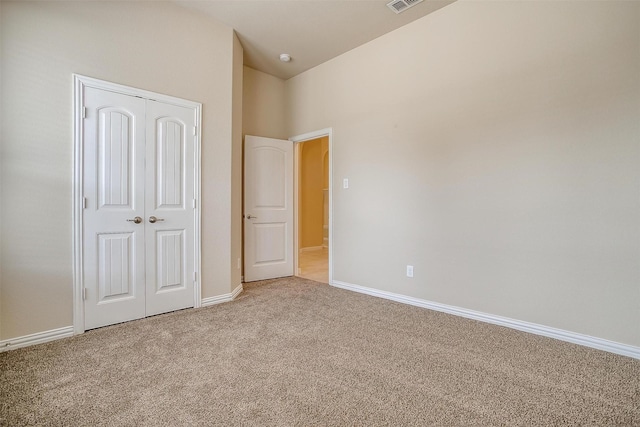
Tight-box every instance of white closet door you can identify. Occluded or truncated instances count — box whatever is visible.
[83,88,146,329]
[82,87,197,329]
[144,100,196,316]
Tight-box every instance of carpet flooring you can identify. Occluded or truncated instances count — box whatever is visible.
[1,277,639,426]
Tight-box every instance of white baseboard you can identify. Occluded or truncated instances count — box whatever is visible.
[201,283,243,307]
[300,246,324,253]
[0,285,245,352]
[0,326,74,353]
[331,280,640,360]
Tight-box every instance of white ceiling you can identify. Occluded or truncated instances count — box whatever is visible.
[176,0,455,80]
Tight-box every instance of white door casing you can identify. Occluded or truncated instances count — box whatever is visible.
[244,135,294,282]
[74,75,201,332]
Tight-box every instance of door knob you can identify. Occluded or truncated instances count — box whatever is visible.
[127,216,143,224]
[246,215,258,219]
[148,216,164,223]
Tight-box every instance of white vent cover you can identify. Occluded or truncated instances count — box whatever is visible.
[387,0,424,14]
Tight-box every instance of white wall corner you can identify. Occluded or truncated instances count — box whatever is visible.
[330,280,640,360]
[201,283,243,307]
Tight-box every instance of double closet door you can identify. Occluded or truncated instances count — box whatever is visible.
[82,86,197,330]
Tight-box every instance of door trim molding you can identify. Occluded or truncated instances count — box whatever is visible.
[290,128,333,284]
[72,74,202,334]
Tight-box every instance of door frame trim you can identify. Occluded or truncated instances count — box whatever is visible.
[289,128,333,284]
[72,74,202,334]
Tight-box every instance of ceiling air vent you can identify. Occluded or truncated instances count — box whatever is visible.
[387,0,424,14]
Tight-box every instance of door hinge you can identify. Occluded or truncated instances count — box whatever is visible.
[82,197,87,209]
[193,272,197,282]
[192,198,197,209]
[83,288,87,300]
[82,107,87,119]
[193,126,197,136]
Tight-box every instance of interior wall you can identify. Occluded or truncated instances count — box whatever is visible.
[286,1,640,347]
[242,66,287,140]
[299,138,326,249]
[241,66,287,278]
[0,1,239,340]
[231,33,244,289]
[0,2,3,334]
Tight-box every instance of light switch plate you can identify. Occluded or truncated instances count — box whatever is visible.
[343,178,349,189]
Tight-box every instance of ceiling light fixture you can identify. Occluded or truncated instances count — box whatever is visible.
[279,53,291,63]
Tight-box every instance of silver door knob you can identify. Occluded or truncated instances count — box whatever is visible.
[246,215,258,219]
[127,216,143,224]
[148,216,164,223]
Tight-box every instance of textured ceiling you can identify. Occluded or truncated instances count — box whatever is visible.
[176,0,455,80]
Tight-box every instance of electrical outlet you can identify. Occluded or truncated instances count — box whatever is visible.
[406,265,414,278]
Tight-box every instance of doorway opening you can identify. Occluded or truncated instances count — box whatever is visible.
[293,131,331,284]
[242,129,332,284]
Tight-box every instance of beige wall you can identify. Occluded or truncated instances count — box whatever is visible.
[286,1,640,346]
[0,1,3,335]
[241,66,286,277]
[242,66,287,140]
[231,33,244,289]
[0,1,240,339]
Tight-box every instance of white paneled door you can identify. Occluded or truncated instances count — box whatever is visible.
[144,100,196,316]
[244,135,294,282]
[82,86,197,330]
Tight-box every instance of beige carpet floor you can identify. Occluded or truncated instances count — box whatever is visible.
[1,277,639,426]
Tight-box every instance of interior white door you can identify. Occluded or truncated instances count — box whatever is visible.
[83,88,147,329]
[83,87,197,329]
[145,100,195,316]
[244,135,294,282]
